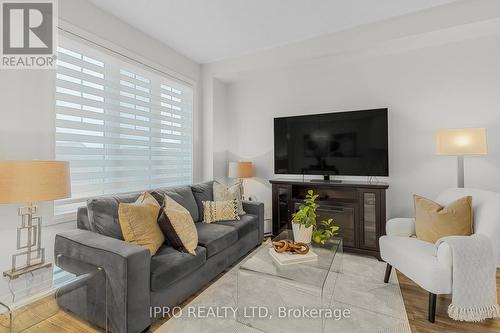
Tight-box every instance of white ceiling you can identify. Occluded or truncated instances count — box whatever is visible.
[87,0,456,64]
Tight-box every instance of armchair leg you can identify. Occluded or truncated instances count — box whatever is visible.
[384,264,392,283]
[428,293,437,323]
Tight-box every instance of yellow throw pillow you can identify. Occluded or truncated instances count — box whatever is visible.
[414,195,473,243]
[202,199,240,223]
[118,192,164,255]
[160,195,198,256]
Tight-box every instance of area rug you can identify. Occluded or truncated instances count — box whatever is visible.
[157,244,411,333]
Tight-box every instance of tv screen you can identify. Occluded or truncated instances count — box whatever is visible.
[274,109,388,176]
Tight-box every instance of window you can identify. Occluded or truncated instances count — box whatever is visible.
[55,35,193,222]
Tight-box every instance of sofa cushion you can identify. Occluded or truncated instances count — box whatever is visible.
[214,214,258,239]
[151,186,199,222]
[190,181,214,222]
[195,223,238,258]
[150,245,207,291]
[87,192,142,240]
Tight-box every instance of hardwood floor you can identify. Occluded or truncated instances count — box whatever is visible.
[3,261,499,332]
[397,269,500,333]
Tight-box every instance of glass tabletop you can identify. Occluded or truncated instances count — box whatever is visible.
[0,256,109,333]
[0,266,80,310]
[239,229,342,290]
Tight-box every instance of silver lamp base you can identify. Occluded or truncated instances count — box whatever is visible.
[3,262,52,279]
[4,204,50,279]
[457,156,464,188]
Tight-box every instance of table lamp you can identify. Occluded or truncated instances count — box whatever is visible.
[436,128,488,188]
[228,161,254,200]
[0,160,71,278]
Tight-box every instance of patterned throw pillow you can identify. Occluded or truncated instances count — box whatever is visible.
[213,181,245,215]
[158,195,198,255]
[202,200,240,223]
[118,192,164,255]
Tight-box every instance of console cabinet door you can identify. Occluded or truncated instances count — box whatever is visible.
[272,184,292,235]
[315,203,357,248]
[359,190,381,250]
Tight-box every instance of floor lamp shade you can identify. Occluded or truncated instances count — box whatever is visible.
[436,128,488,156]
[0,160,71,203]
[435,128,488,188]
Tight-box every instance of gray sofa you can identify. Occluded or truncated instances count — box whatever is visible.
[54,181,264,333]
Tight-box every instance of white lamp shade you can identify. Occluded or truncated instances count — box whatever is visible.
[436,128,488,156]
[228,161,254,178]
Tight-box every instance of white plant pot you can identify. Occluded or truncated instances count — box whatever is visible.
[292,223,313,244]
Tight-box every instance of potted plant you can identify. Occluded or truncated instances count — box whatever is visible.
[291,190,340,244]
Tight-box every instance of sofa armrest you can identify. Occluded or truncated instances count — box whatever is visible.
[54,229,151,333]
[386,218,416,237]
[243,200,264,242]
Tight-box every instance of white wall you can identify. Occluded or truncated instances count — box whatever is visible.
[0,0,201,289]
[212,79,230,183]
[203,1,500,221]
[223,34,500,220]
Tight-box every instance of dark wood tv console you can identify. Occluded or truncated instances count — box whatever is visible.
[269,179,389,259]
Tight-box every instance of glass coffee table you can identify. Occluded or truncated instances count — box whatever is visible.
[237,230,342,333]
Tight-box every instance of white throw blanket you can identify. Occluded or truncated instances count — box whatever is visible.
[435,234,500,321]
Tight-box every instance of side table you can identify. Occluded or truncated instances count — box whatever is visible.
[0,255,108,333]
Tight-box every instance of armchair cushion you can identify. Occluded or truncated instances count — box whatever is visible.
[380,235,452,294]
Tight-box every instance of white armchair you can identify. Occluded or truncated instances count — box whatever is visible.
[379,188,500,322]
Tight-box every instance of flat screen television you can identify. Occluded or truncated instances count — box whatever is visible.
[274,108,388,177]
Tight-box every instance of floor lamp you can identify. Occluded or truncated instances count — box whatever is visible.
[0,161,71,278]
[436,128,488,188]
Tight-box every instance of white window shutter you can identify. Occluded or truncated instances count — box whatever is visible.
[55,35,193,222]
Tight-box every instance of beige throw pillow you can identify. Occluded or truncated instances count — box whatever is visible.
[202,200,240,223]
[213,181,245,215]
[159,195,198,256]
[118,192,164,255]
[414,195,473,243]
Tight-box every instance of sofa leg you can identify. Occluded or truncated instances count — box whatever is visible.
[428,293,437,323]
[383,264,392,283]
[141,325,152,333]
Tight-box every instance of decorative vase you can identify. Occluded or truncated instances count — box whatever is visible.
[292,223,313,244]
